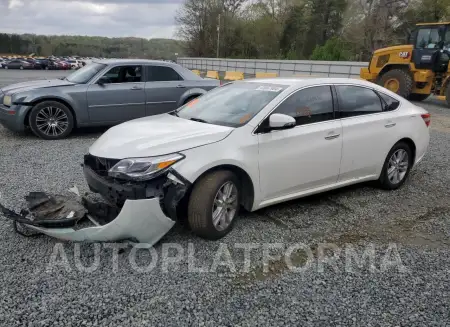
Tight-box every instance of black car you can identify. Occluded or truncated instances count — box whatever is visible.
[33,59,58,70]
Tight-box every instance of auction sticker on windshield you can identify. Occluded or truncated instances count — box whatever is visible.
[255,86,283,92]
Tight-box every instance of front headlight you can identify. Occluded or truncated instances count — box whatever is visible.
[108,153,185,181]
[3,95,11,107]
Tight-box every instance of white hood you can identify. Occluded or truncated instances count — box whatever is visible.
[89,114,234,159]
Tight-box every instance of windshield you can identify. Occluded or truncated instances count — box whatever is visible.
[176,82,286,127]
[65,62,106,84]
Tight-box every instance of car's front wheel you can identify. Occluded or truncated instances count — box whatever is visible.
[188,170,240,240]
[378,142,413,190]
[29,101,74,140]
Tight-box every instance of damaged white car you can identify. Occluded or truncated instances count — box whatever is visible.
[2,78,430,245]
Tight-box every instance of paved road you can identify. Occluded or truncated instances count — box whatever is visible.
[0,70,449,326]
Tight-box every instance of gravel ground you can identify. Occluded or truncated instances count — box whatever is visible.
[0,70,450,326]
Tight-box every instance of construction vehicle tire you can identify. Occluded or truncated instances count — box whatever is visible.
[378,69,413,99]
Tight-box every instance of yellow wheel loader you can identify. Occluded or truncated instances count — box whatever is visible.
[360,22,450,105]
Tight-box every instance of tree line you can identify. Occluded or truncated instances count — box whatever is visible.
[175,0,450,61]
[0,33,185,59]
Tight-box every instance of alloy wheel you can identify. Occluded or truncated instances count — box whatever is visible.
[212,181,238,231]
[387,149,409,184]
[36,106,69,137]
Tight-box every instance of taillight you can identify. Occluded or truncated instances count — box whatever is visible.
[421,113,431,127]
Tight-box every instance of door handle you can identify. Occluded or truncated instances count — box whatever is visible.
[131,86,143,90]
[385,122,396,128]
[176,85,186,88]
[325,133,340,140]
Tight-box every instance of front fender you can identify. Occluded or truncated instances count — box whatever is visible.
[13,87,89,125]
[177,88,208,107]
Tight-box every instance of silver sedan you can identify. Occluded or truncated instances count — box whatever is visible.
[0,59,219,139]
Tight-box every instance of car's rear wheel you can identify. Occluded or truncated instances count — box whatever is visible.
[29,101,74,140]
[4,66,8,69]
[188,170,240,240]
[20,66,24,70]
[378,142,413,190]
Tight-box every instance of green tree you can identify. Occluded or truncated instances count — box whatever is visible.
[310,37,351,60]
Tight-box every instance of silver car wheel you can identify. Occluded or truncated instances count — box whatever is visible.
[36,106,69,137]
[212,181,238,231]
[387,149,409,184]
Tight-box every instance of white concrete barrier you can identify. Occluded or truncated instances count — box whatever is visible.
[178,57,369,78]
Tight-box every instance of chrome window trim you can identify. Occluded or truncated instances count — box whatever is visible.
[252,82,402,135]
[334,83,402,121]
[252,83,336,135]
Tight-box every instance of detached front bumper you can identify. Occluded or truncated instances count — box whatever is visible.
[28,198,175,245]
[0,156,190,245]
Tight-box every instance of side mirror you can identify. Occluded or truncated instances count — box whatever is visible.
[97,76,110,86]
[268,113,296,130]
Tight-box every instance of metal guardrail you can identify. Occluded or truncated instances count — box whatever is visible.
[177,58,369,78]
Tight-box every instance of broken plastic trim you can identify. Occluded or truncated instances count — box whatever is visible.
[26,198,175,245]
[0,195,176,245]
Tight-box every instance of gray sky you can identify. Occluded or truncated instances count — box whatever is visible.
[0,0,184,39]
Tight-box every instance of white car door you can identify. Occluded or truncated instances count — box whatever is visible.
[257,85,343,202]
[335,85,401,182]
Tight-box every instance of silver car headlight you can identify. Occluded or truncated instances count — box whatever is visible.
[108,153,185,181]
[3,95,11,107]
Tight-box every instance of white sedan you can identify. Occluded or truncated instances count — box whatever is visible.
[31,78,431,244]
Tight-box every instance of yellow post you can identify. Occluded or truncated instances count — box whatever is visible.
[255,72,278,78]
[206,70,219,79]
[224,71,244,81]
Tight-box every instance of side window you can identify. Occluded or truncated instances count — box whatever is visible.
[146,66,182,82]
[378,92,400,111]
[416,28,440,49]
[273,86,334,125]
[336,85,383,117]
[101,65,142,83]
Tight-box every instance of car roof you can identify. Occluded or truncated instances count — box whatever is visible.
[93,59,179,67]
[244,77,375,88]
[242,77,404,100]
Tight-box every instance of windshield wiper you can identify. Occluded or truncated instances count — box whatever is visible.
[189,118,209,124]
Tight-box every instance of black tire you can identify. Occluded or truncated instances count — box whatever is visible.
[20,66,23,70]
[378,69,413,98]
[4,66,7,69]
[29,101,74,140]
[377,141,413,190]
[188,170,240,240]
[408,93,430,102]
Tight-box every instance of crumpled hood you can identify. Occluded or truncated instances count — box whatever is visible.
[89,114,234,159]
[1,79,75,95]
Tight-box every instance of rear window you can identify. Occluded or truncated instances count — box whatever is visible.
[176,82,287,127]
